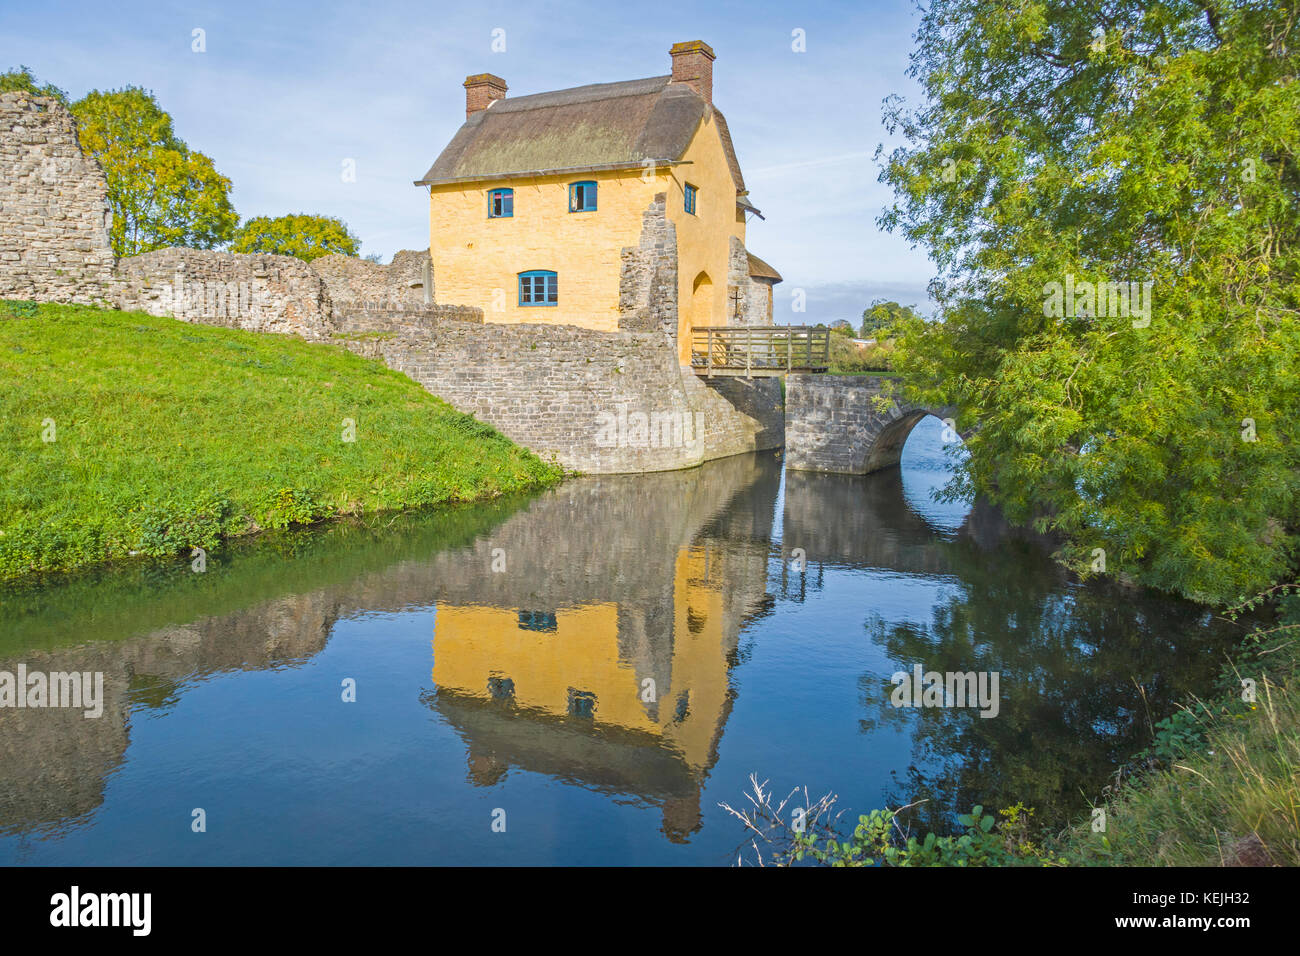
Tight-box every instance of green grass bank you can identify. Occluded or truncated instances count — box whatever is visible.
[0,301,564,582]
[1054,612,1299,867]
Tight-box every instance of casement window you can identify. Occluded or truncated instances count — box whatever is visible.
[518,270,558,306]
[569,180,597,212]
[488,187,514,218]
[684,182,698,215]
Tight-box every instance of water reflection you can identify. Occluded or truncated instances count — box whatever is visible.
[423,455,781,842]
[784,463,1225,833]
[0,431,1237,862]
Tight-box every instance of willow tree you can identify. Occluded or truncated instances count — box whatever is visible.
[880,0,1300,603]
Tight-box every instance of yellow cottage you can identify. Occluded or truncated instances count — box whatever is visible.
[416,41,781,366]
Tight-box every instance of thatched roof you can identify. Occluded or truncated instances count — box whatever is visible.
[416,75,747,194]
[746,252,782,282]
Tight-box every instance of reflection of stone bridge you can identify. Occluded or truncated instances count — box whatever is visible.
[780,467,1014,578]
[785,374,955,474]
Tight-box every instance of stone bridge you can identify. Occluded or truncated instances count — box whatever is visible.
[784,373,954,474]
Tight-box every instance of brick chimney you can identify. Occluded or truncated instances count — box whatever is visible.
[669,41,715,105]
[464,73,507,119]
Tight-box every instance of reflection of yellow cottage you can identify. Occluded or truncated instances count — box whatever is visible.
[430,547,736,842]
[416,41,781,365]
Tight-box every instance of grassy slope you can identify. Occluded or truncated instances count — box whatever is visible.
[0,302,563,580]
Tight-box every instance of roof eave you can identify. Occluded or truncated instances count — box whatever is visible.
[415,159,689,188]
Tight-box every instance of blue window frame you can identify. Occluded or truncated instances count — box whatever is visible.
[569,180,597,212]
[488,187,513,218]
[684,182,698,215]
[518,270,558,306]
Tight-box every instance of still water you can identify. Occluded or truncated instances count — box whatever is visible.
[0,418,1235,865]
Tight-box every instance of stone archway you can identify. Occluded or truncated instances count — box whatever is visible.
[784,373,956,475]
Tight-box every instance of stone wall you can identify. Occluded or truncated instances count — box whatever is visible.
[726,236,749,324]
[725,236,777,326]
[785,373,949,474]
[333,303,483,334]
[0,92,117,304]
[310,249,432,312]
[618,193,678,336]
[114,247,338,340]
[344,322,783,474]
[747,276,775,324]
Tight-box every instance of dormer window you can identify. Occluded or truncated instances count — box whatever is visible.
[684,182,698,216]
[569,181,597,212]
[488,188,513,218]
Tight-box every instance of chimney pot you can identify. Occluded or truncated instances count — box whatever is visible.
[669,41,716,105]
[464,73,507,119]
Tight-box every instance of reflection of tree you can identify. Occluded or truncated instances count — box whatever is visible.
[859,533,1237,834]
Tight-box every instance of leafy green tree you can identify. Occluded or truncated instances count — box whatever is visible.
[0,66,68,104]
[879,0,1300,604]
[230,213,361,261]
[861,299,922,338]
[70,87,237,258]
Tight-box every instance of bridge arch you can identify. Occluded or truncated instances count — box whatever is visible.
[784,373,955,475]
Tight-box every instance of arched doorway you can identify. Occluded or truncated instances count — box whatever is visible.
[689,271,714,328]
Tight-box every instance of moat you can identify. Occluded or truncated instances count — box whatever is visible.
[0,419,1237,865]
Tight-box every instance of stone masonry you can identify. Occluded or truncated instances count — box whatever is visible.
[618,193,678,336]
[310,249,433,313]
[0,92,117,304]
[344,323,783,474]
[114,247,339,340]
[785,373,951,474]
[726,236,749,325]
[724,235,776,326]
[333,303,482,335]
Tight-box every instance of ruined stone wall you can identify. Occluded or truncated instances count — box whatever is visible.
[114,247,338,340]
[0,92,117,304]
[344,323,782,474]
[618,193,678,336]
[310,249,432,312]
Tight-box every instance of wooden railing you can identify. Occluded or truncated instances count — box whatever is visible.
[690,326,831,376]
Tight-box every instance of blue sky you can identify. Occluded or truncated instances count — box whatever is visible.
[1,0,935,322]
